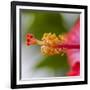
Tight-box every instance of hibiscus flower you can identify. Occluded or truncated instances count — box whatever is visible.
[25,18,80,76]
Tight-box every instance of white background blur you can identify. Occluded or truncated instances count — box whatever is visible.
[0,0,89,90]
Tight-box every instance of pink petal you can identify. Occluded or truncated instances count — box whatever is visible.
[66,18,80,76]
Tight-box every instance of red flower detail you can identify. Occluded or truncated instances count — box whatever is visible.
[26,33,33,39]
[26,33,36,46]
[67,62,80,76]
[57,44,80,49]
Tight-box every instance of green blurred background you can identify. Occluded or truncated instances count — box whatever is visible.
[20,9,80,80]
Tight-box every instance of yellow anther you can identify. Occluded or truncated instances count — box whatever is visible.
[58,34,65,43]
[40,33,65,56]
[61,52,64,56]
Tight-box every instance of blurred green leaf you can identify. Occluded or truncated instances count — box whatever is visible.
[24,11,68,39]
[35,54,70,75]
